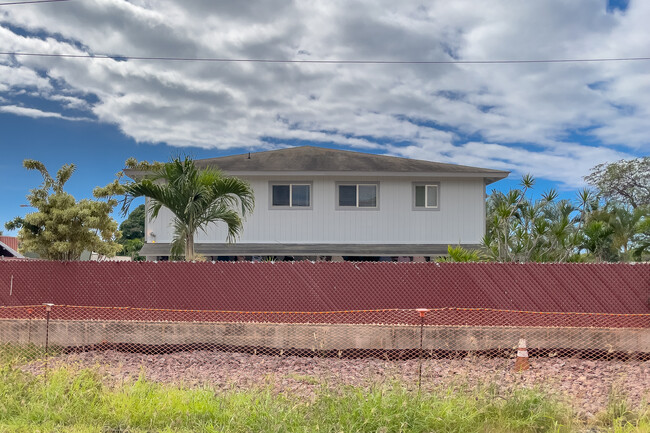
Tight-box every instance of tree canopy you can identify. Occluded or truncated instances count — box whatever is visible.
[116,204,146,260]
[480,168,649,263]
[582,157,649,261]
[119,204,145,240]
[5,160,121,260]
[584,157,650,209]
[120,156,254,261]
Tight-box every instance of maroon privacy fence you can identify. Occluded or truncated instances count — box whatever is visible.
[0,261,648,312]
[0,261,648,327]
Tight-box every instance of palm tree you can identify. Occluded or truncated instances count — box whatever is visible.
[632,211,650,260]
[609,205,646,259]
[482,175,583,262]
[122,156,254,261]
[580,219,616,262]
[585,204,649,262]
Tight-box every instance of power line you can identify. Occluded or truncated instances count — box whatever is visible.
[0,0,70,5]
[1,51,650,65]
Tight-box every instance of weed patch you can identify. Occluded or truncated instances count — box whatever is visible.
[0,365,647,432]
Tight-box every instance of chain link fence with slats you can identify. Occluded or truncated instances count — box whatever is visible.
[0,261,648,414]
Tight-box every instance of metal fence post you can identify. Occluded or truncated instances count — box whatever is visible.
[43,303,54,376]
[416,308,430,392]
[27,308,33,344]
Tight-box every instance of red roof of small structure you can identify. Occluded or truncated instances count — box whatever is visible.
[0,236,18,252]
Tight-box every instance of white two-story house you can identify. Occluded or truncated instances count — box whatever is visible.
[136,146,509,261]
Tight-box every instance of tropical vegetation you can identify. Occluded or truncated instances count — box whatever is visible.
[481,175,581,262]
[444,157,649,263]
[5,160,121,260]
[118,156,254,261]
[116,204,146,260]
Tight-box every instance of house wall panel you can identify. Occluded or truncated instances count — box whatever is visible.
[145,177,486,246]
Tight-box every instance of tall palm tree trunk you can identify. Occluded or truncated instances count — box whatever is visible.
[185,231,195,261]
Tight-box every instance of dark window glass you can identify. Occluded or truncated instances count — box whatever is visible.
[272,185,290,206]
[339,185,357,206]
[292,185,310,207]
[415,185,426,207]
[358,185,377,207]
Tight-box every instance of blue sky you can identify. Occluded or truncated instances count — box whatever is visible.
[1,0,647,234]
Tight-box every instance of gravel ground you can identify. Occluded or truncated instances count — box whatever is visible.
[24,350,649,418]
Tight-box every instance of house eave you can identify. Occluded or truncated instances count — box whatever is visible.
[140,243,479,257]
[125,168,509,181]
[213,170,510,181]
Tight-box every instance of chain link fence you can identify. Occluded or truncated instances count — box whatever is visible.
[0,261,648,414]
[2,303,648,359]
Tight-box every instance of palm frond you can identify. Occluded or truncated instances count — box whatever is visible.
[121,156,255,260]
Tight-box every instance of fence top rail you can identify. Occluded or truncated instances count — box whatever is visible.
[2,304,649,318]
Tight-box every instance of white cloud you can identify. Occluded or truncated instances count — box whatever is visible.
[0,63,51,92]
[389,140,629,188]
[0,0,648,187]
[0,104,88,121]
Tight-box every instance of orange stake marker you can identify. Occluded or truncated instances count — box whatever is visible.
[514,338,530,372]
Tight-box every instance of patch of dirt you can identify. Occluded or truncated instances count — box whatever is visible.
[23,350,649,418]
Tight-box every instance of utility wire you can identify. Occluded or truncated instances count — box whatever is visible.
[0,0,70,5]
[1,51,650,65]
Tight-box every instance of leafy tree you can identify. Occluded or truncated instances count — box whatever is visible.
[119,204,145,240]
[5,160,121,260]
[120,156,254,261]
[583,158,650,262]
[584,157,650,209]
[116,204,146,260]
[94,158,166,201]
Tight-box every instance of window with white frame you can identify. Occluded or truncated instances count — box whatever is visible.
[337,183,378,208]
[270,183,311,208]
[413,183,439,209]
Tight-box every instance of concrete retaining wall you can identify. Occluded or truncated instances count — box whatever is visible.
[1,319,648,353]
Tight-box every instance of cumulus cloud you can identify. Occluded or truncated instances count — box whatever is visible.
[0,0,648,187]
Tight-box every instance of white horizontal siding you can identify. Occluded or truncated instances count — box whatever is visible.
[145,176,486,245]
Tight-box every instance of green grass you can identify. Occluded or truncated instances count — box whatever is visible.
[594,387,650,433]
[0,343,49,364]
[0,365,647,433]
